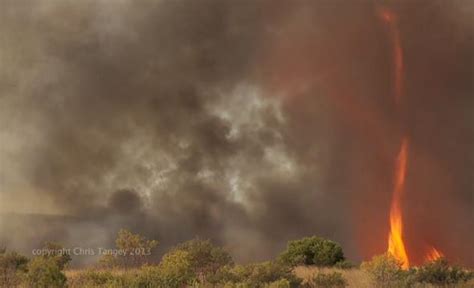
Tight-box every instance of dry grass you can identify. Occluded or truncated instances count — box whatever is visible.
[65,268,136,282]
[294,266,474,288]
[38,267,474,287]
[294,266,372,288]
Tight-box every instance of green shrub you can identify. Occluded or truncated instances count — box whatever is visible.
[41,242,72,270]
[174,238,233,281]
[0,249,29,287]
[69,270,116,287]
[70,268,169,288]
[213,261,301,288]
[113,229,159,268]
[307,272,347,288]
[279,236,345,267]
[74,240,233,288]
[101,272,145,288]
[99,254,119,269]
[157,249,196,287]
[414,258,473,286]
[0,250,28,271]
[207,265,238,284]
[361,253,411,288]
[242,261,299,287]
[24,257,67,288]
[264,279,291,288]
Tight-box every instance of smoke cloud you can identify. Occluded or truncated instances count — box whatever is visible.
[0,0,472,266]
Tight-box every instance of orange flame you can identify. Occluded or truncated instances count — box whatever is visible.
[379,6,410,269]
[380,6,448,267]
[425,247,444,262]
[387,138,410,269]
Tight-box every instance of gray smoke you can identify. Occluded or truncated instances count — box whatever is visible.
[0,0,472,266]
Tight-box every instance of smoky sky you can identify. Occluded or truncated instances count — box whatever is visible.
[0,0,472,267]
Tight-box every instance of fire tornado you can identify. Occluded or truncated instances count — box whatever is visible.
[380,7,443,268]
[379,7,411,269]
[388,138,410,268]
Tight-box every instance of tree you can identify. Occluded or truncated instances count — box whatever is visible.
[279,236,345,267]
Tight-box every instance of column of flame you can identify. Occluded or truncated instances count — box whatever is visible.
[380,7,443,267]
[379,8,410,269]
[387,138,410,269]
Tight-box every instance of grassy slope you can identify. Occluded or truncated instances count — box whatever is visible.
[294,266,474,288]
[65,266,474,287]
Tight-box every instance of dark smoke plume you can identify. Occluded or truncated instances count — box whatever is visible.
[0,0,472,266]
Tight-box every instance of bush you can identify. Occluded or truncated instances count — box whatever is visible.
[41,242,72,270]
[206,265,238,285]
[361,253,411,287]
[307,272,347,288]
[157,249,196,287]
[279,236,345,267]
[107,275,139,288]
[241,261,300,287]
[0,249,29,287]
[99,229,159,268]
[171,238,233,282]
[98,254,119,269]
[69,270,116,287]
[264,279,291,288]
[24,257,67,288]
[97,238,232,287]
[113,229,159,268]
[75,238,233,288]
[69,269,152,288]
[414,258,473,286]
[70,268,169,288]
[212,261,301,288]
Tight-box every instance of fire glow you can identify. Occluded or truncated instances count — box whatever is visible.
[425,247,444,263]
